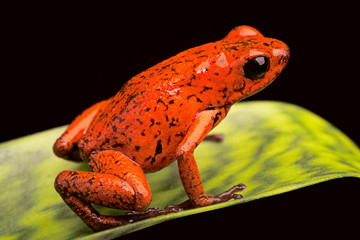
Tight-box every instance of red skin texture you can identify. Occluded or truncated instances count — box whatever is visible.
[54,25,289,231]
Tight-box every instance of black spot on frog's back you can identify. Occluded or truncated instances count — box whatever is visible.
[150,140,163,164]
[155,140,162,155]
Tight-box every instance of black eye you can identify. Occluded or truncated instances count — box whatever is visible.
[243,56,270,80]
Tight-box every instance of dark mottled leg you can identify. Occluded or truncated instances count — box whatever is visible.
[125,183,246,220]
[55,171,134,231]
[54,150,152,232]
[163,183,246,211]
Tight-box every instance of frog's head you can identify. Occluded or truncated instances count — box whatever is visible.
[220,25,290,105]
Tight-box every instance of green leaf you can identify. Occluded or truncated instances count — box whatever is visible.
[1,101,359,240]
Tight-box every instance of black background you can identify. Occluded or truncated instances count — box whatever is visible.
[2,2,359,239]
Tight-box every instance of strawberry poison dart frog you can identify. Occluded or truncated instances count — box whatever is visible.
[53,25,289,231]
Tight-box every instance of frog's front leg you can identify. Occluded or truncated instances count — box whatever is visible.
[53,99,108,161]
[54,150,152,232]
[176,108,246,207]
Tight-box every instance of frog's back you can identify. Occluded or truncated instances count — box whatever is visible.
[78,44,220,172]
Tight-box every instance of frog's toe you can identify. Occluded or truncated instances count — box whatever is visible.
[212,183,246,203]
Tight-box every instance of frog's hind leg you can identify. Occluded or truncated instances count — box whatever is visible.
[53,100,108,161]
[54,150,152,232]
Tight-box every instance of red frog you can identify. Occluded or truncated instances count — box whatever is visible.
[54,25,289,231]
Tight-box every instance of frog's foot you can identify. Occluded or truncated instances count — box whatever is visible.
[150,183,246,213]
[185,183,246,208]
[121,202,189,223]
[108,184,246,226]
[207,183,246,204]
[123,206,184,223]
[203,133,224,142]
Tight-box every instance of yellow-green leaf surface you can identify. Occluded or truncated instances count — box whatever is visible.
[1,101,360,240]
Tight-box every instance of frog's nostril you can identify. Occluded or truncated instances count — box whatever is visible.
[272,47,289,66]
[283,55,289,63]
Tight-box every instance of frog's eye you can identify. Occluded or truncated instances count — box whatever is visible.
[243,56,270,80]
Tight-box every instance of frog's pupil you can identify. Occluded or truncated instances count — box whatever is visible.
[243,56,269,80]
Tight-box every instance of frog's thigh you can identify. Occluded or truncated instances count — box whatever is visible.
[54,150,151,231]
[89,150,152,211]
